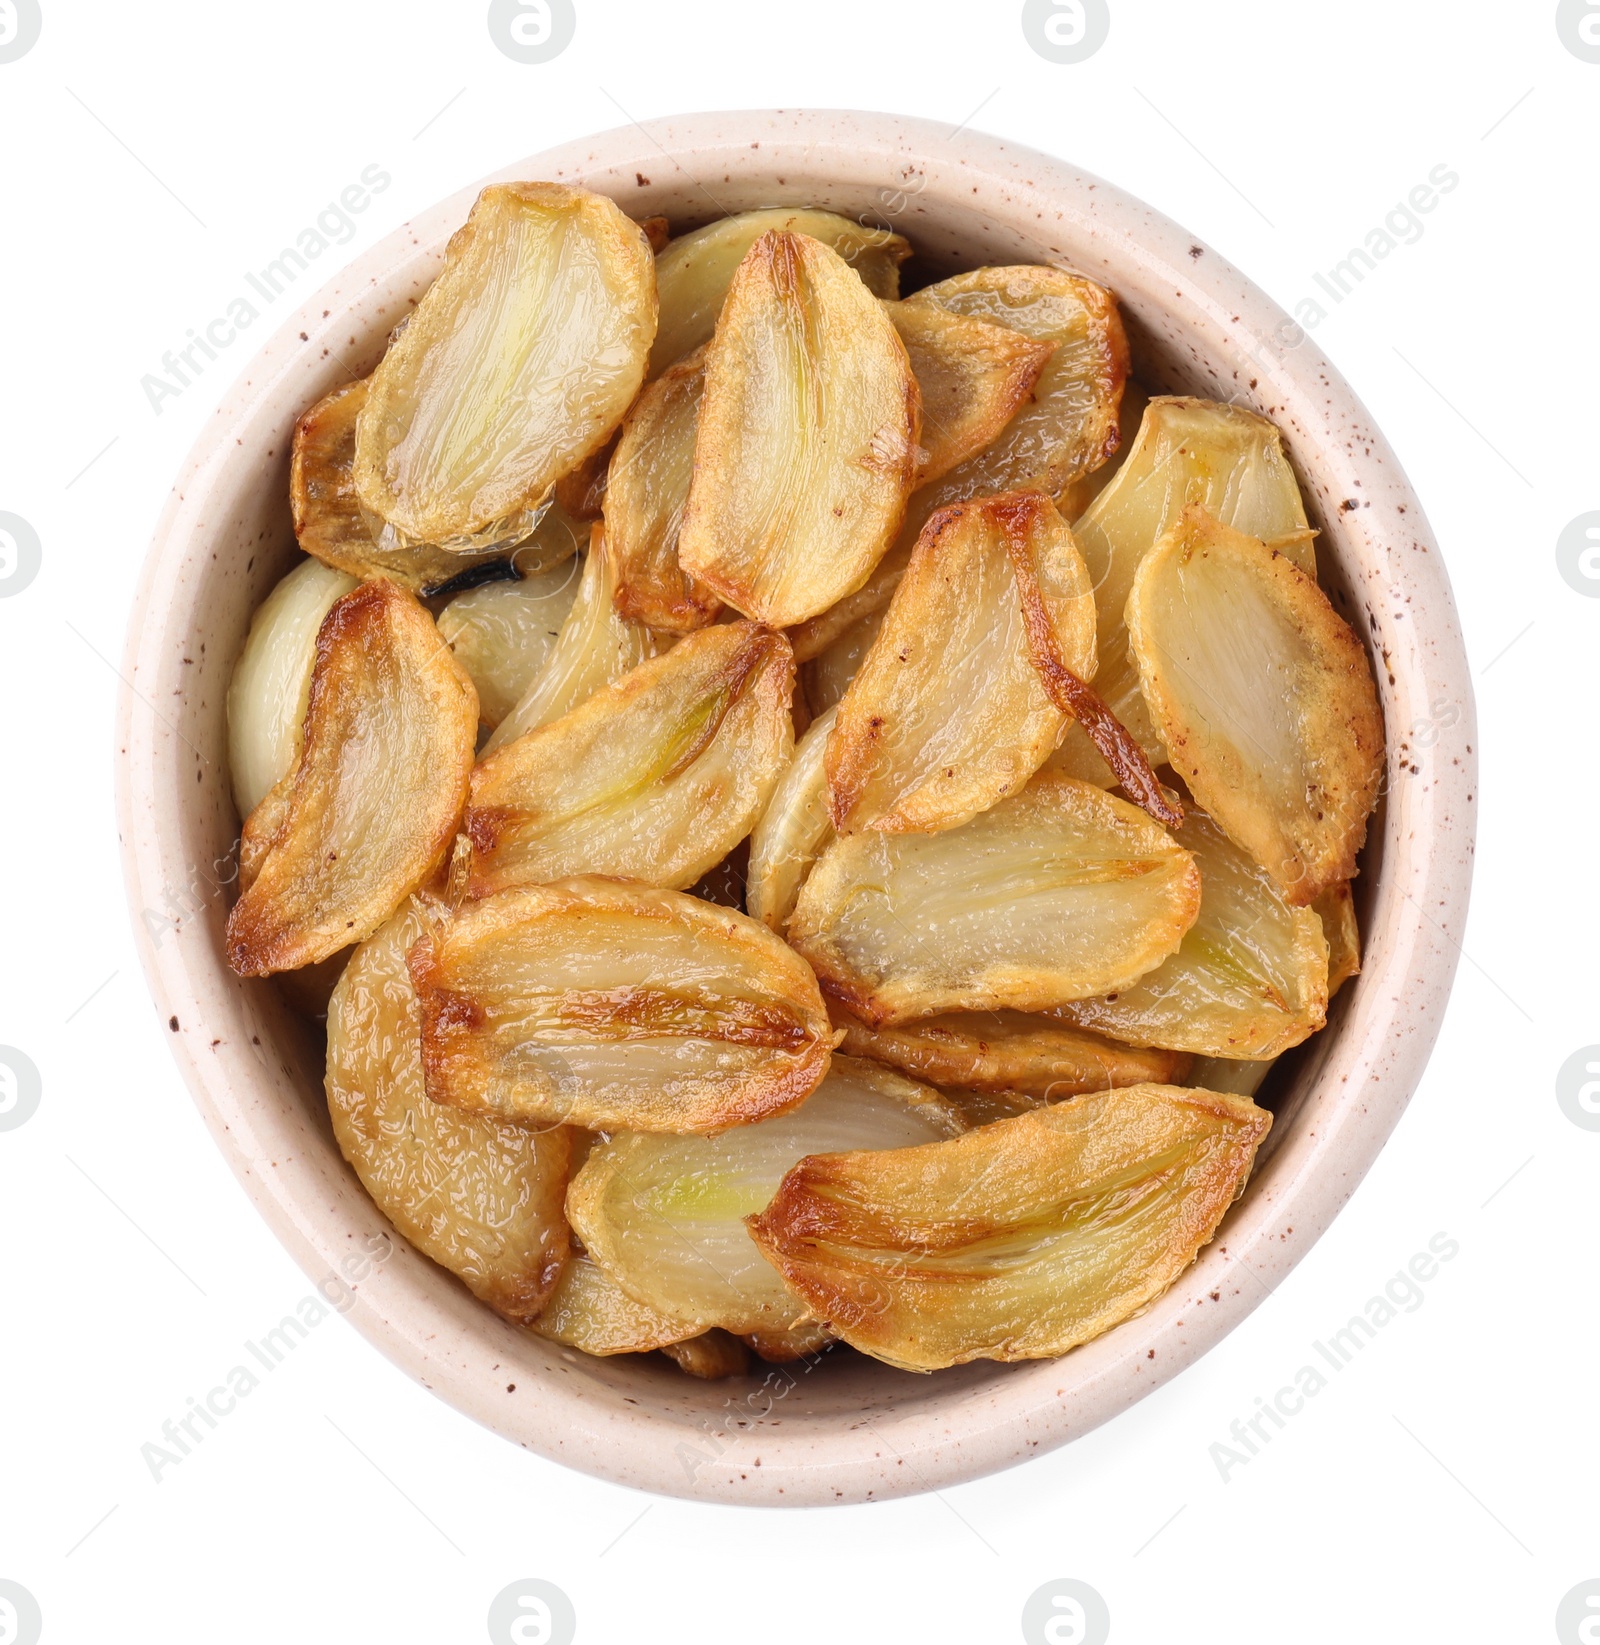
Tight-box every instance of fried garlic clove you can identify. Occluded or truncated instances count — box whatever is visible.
[786,265,1128,658]
[409,877,835,1134]
[1052,396,1314,783]
[826,492,1096,835]
[651,209,909,376]
[564,1057,963,1335]
[833,1008,1190,1098]
[1053,807,1330,1058]
[1127,507,1383,904]
[659,1331,751,1379]
[354,183,656,553]
[226,557,358,818]
[884,300,1054,483]
[481,526,661,755]
[528,1251,698,1355]
[746,1083,1270,1370]
[1056,383,1148,521]
[436,557,583,731]
[788,770,1200,1025]
[1316,882,1362,998]
[746,704,837,934]
[902,265,1129,510]
[676,231,921,629]
[603,343,722,632]
[226,581,478,976]
[325,898,570,1323]
[465,622,793,896]
[290,377,539,592]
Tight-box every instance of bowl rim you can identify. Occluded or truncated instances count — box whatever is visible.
[115,108,1476,1506]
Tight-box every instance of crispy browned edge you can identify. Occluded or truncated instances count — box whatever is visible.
[659,1330,752,1379]
[225,581,473,976]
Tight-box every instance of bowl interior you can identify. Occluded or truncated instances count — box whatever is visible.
[120,113,1466,1504]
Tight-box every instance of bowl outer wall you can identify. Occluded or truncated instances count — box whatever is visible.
[115,109,1476,1506]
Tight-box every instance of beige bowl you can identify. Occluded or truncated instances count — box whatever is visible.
[117,110,1475,1505]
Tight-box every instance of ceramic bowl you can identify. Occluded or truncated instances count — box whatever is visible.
[117,110,1475,1505]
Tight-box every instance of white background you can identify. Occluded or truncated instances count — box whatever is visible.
[1,2,1596,1641]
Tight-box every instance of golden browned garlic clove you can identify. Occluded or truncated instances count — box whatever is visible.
[325,897,570,1323]
[226,557,358,819]
[436,557,584,731]
[1050,396,1314,785]
[833,1008,1190,1098]
[603,344,722,632]
[746,704,837,934]
[528,1251,699,1355]
[1315,882,1362,998]
[826,492,1097,835]
[884,300,1055,484]
[481,525,662,755]
[659,1331,752,1379]
[564,1057,963,1335]
[651,209,910,376]
[408,877,836,1134]
[1052,806,1330,1058]
[354,183,657,553]
[226,581,478,976]
[787,264,1129,659]
[746,1083,1270,1370]
[788,770,1200,1025]
[290,377,544,592]
[465,622,794,897]
[1127,507,1383,904]
[676,231,922,629]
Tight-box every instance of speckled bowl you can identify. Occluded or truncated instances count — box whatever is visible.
[116,110,1475,1505]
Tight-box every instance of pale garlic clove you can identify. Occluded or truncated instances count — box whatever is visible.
[564,1057,963,1336]
[465,622,793,897]
[354,183,656,553]
[226,556,358,819]
[408,877,836,1134]
[1186,1056,1278,1099]
[746,1083,1270,1371]
[1051,395,1315,784]
[651,208,909,376]
[746,704,837,935]
[833,1007,1190,1098]
[884,299,1054,484]
[436,557,584,731]
[1052,806,1331,1059]
[1126,506,1383,905]
[482,525,661,755]
[226,580,478,976]
[676,231,921,629]
[826,492,1097,836]
[603,343,722,632]
[325,897,570,1323]
[788,770,1201,1026]
[528,1252,699,1356]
